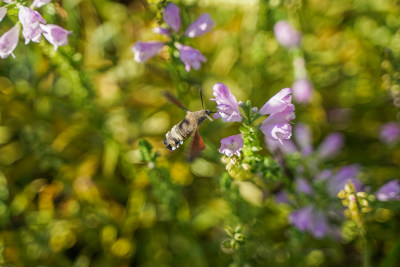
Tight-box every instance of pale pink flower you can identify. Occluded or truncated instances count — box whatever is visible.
[32,0,52,8]
[274,20,301,48]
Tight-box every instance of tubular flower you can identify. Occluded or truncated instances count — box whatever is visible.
[176,43,206,72]
[211,83,242,122]
[132,41,165,63]
[273,20,301,48]
[260,104,295,144]
[219,134,244,157]
[18,6,46,44]
[0,24,20,58]
[40,24,72,51]
[376,180,400,201]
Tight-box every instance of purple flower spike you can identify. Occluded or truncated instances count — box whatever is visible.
[18,6,46,45]
[184,13,215,38]
[274,20,301,48]
[176,43,206,72]
[0,7,7,22]
[293,78,313,103]
[317,133,344,160]
[219,134,244,157]
[132,41,165,63]
[0,24,20,59]
[211,83,242,122]
[380,122,400,145]
[376,180,400,201]
[40,24,72,51]
[259,88,293,115]
[163,3,180,33]
[33,0,52,8]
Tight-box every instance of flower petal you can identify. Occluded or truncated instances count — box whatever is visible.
[184,13,215,38]
[163,3,181,33]
[132,41,164,63]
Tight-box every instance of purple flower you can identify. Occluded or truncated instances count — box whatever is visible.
[317,133,344,160]
[294,124,312,156]
[293,78,313,103]
[289,205,329,238]
[176,43,206,72]
[184,13,215,38]
[376,180,400,201]
[40,24,72,51]
[0,24,20,59]
[32,0,52,8]
[163,3,181,33]
[259,88,293,115]
[296,178,313,194]
[211,83,242,122]
[275,191,289,204]
[219,134,244,157]
[260,105,295,144]
[132,41,165,63]
[18,6,46,44]
[153,27,170,36]
[380,122,400,145]
[265,138,297,154]
[274,20,301,48]
[328,165,361,196]
[0,7,7,22]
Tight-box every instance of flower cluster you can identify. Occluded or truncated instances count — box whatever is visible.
[210,83,295,157]
[132,3,214,72]
[274,20,313,103]
[0,1,72,59]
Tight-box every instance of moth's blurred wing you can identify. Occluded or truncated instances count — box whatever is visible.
[163,91,190,112]
[188,129,206,162]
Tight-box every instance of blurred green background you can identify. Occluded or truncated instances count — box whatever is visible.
[0,0,400,266]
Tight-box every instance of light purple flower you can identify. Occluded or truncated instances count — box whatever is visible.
[289,205,329,238]
[296,178,313,194]
[219,134,244,157]
[293,78,313,103]
[132,41,165,63]
[0,7,7,22]
[18,6,46,44]
[0,24,20,59]
[376,180,400,201]
[380,122,400,145]
[32,0,52,8]
[211,83,242,122]
[274,20,301,48]
[184,13,215,38]
[265,138,297,154]
[259,88,293,115]
[260,105,295,144]
[275,191,289,204]
[328,165,361,196]
[40,24,72,51]
[294,124,312,156]
[176,43,206,72]
[317,133,344,160]
[163,3,180,33]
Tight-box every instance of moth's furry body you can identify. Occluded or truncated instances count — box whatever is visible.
[163,110,211,151]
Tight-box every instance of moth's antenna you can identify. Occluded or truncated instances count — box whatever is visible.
[199,87,205,110]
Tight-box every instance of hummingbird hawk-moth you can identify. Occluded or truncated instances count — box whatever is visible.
[163,89,213,161]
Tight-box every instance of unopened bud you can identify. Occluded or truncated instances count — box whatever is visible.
[234,233,244,242]
[251,107,258,113]
[238,101,244,107]
[337,190,346,199]
[356,192,367,198]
